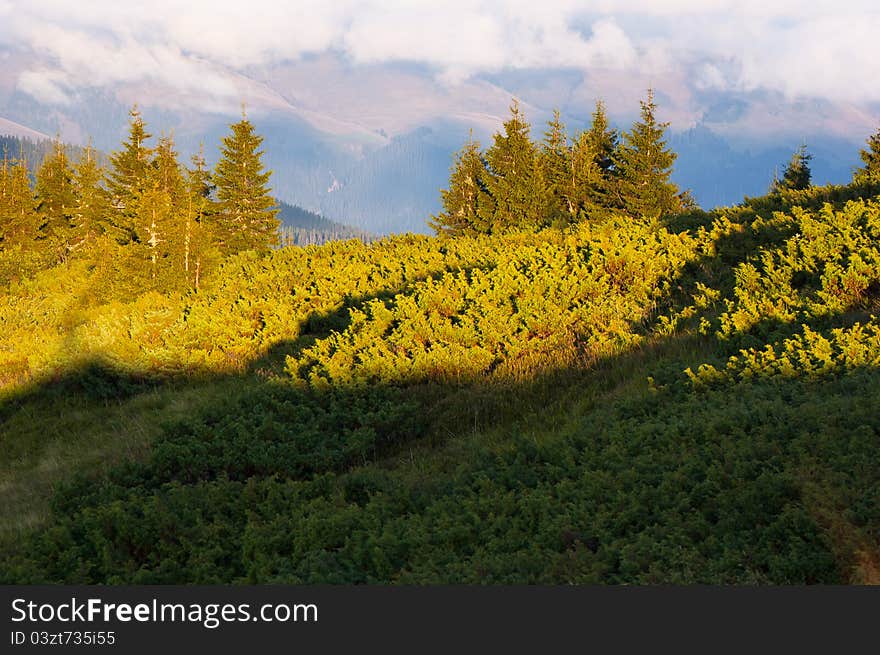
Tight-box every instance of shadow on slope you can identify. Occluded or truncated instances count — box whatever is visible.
[2,188,879,584]
[0,312,877,585]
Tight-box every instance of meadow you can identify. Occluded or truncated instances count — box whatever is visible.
[1,180,878,583]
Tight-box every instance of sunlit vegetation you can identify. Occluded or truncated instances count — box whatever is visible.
[1,98,879,584]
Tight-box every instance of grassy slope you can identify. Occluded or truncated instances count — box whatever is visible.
[0,379,245,539]
[1,184,878,583]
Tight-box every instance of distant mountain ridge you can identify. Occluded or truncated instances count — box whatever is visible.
[0,116,51,142]
[1,76,867,234]
[276,200,374,246]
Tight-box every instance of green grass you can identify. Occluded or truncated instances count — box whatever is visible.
[1,184,879,583]
[0,378,246,541]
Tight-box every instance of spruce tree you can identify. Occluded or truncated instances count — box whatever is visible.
[430,135,490,236]
[213,113,280,253]
[774,144,812,192]
[540,109,573,225]
[571,100,619,220]
[70,142,110,254]
[34,139,76,246]
[0,155,37,247]
[106,106,152,243]
[585,100,618,176]
[478,100,550,232]
[854,128,880,183]
[136,133,186,285]
[0,155,14,244]
[613,89,681,219]
[184,145,218,289]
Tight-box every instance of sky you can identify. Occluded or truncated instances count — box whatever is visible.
[1,0,879,111]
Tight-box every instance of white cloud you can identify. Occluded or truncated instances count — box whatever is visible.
[695,63,726,91]
[17,69,72,105]
[1,1,879,108]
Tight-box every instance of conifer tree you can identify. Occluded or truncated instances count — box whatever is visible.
[571,100,619,219]
[854,128,880,183]
[585,100,618,176]
[184,145,218,289]
[34,139,77,259]
[774,144,812,192]
[70,142,110,254]
[136,133,186,285]
[213,112,280,253]
[0,155,38,247]
[430,134,490,236]
[540,109,573,225]
[612,89,681,219]
[478,100,550,232]
[106,106,152,242]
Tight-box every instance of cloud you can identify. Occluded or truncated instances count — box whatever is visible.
[17,69,72,105]
[1,1,879,110]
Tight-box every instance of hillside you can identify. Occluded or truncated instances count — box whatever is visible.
[1,178,879,583]
[3,52,869,235]
[1,135,89,176]
[277,200,374,246]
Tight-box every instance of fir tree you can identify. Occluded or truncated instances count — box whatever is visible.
[478,100,550,232]
[213,113,280,253]
[136,133,186,285]
[774,144,812,192]
[106,106,152,242]
[184,144,218,289]
[854,128,880,183]
[430,134,490,236]
[585,100,618,176]
[540,109,573,225]
[0,155,37,247]
[33,139,78,261]
[70,142,110,254]
[612,89,681,219]
[571,100,619,220]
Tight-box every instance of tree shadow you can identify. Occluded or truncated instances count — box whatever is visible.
[2,320,877,584]
[2,196,880,584]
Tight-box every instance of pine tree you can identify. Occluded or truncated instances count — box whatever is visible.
[69,142,110,255]
[585,100,618,176]
[478,100,550,232]
[774,144,812,192]
[213,113,280,254]
[106,106,152,242]
[540,109,573,225]
[571,100,619,220]
[184,145,219,289]
[136,133,186,285]
[854,128,880,183]
[430,134,490,236]
[612,89,681,219]
[0,154,38,247]
[33,139,78,260]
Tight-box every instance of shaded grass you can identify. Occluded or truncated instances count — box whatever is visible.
[2,185,879,582]
[0,377,248,541]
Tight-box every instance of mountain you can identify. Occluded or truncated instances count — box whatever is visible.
[0,116,51,142]
[277,200,374,246]
[1,56,872,232]
[670,126,860,208]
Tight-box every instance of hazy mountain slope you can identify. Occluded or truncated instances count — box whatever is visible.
[0,116,51,142]
[670,127,859,208]
[276,200,373,245]
[0,53,872,233]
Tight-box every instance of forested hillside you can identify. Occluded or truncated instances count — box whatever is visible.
[1,94,879,584]
[277,201,374,246]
